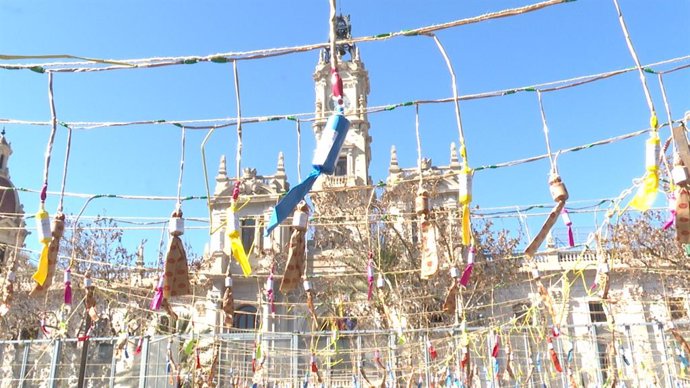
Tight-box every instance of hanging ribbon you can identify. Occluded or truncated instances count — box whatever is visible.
[32,204,52,286]
[31,213,65,294]
[367,252,374,301]
[547,338,563,373]
[505,342,515,380]
[305,281,317,321]
[226,181,252,276]
[459,246,475,287]
[266,271,275,314]
[459,168,473,246]
[134,336,144,355]
[561,208,575,247]
[63,269,72,305]
[427,340,438,360]
[163,209,191,299]
[281,202,309,292]
[630,130,660,211]
[420,219,439,279]
[266,112,350,235]
[84,272,99,322]
[150,275,165,311]
[663,193,677,230]
[491,331,500,358]
[442,281,458,315]
[222,276,235,327]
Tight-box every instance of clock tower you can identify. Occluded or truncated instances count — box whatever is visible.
[312,15,371,191]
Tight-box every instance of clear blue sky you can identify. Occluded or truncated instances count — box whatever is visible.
[1,0,689,262]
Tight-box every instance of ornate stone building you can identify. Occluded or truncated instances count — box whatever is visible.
[0,131,27,263]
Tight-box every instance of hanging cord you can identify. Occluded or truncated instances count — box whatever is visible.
[414,104,423,187]
[200,126,219,234]
[233,60,243,179]
[536,90,557,175]
[428,34,468,167]
[41,71,59,203]
[296,119,302,182]
[657,73,675,154]
[611,0,657,123]
[176,126,186,211]
[329,0,339,72]
[56,124,72,214]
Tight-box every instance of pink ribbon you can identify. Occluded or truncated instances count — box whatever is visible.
[367,252,374,301]
[459,246,475,287]
[267,273,275,314]
[64,269,72,305]
[150,276,165,310]
[561,209,575,247]
[663,194,677,230]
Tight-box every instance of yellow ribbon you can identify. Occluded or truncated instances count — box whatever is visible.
[32,208,51,286]
[630,167,659,211]
[227,205,252,276]
[630,132,660,211]
[461,204,471,246]
[459,167,473,246]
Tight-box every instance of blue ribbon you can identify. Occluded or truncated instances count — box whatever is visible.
[266,113,350,236]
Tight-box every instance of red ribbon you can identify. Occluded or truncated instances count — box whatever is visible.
[428,341,438,360]
[460,246,475,287]
[331,68,344,102]
[134,337,143,355]
[311,354,319,373]
[491,333,500,358]
[232,180,241,201]
[548,338,563,372]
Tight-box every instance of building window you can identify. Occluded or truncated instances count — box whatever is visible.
[589,301,607,323]
[589,301,610,382]
[668,297,688,320]
[234,305,257,330]
[513,302,530,324]
[334,155,348,176]
[241,218,256,255]
[0,154,5,170]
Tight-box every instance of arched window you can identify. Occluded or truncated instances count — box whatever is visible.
[233,305,257,330]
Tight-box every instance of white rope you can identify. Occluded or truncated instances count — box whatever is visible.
[611,0,656,120]
[42,72,59,201]
[414,104,423,186]
[176,126,186,210]
[233,61,243,179]
[429,34,468,167]
[329,0,338,71]
[657,74,675,153]
[536,90,557,174]
[56,124,72,214]
[296,119,302,182]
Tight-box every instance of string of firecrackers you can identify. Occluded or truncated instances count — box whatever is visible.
[0,0,572,73]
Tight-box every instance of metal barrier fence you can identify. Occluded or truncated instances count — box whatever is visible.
[0,321,689,387]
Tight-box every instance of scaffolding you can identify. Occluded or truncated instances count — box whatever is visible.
[0,320,688,387]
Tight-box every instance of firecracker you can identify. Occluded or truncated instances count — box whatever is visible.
[281,202,309,292]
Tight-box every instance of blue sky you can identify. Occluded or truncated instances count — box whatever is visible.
[1,0,689,262]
